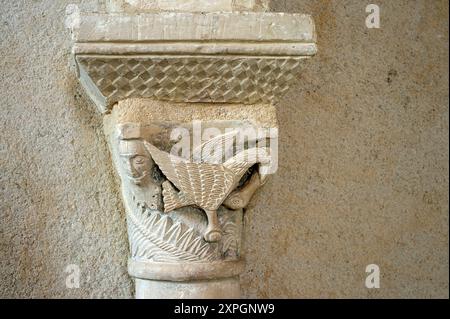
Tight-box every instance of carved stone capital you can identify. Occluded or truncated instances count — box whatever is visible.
[68,0,316,298]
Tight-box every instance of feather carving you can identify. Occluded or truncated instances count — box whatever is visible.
[143,139,271,242]
[128,207,219,262]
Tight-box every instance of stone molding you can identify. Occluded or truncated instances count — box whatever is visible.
[105,0,271,13]
[68,11,316,112]
[128,259,245,281]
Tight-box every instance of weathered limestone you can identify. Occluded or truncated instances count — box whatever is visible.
[102,100,277,298]
[68,0,316,298]
[67,9,316,113]
[105,0,270,13]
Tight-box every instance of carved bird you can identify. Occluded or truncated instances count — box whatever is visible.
[143,132,271,242]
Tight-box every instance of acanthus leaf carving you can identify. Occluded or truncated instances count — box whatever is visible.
[128,205,220,263]
[219,212,242,259]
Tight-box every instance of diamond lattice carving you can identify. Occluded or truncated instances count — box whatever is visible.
[77,56,302,106]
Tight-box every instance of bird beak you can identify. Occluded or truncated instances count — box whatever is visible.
[259,173,268,185]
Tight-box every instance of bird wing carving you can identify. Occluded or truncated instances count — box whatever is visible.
[143,141,236,210]
[224,147,270,171]
[172,163,237,210]
[192,130,240,164]
[143,141,186,191]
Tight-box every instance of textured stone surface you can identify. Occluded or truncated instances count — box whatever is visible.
[134,277,241,299]
[0,0,448,298]
[105,0,270,13]
[77,56,304,110]
[70,11,316,111]
[71,12,315,42]
[103,99,277,297]
[0,0,132,298]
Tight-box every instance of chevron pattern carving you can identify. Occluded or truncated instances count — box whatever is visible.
[128,207,220,263]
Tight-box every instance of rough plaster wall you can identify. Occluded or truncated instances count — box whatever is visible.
[0,0,448,298]
[0,0,132,298]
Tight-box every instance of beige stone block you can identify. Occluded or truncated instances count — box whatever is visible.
[68,11,316,112]
[105,0,270,13]
[71,12,316,43]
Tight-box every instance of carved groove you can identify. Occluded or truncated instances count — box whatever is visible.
[143,141,269,242]
[221,219,240,258]
[76,56,301,106]
[128,208,219,262]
